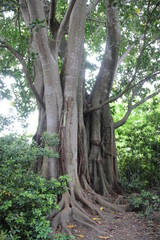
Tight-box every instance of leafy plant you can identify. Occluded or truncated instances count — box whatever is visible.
[115,98,160,191]
[28,18,46,32]
[118,175,146,193]
[129,190,160,218]
[0,134,69,239]
[52,233,75,240]
[0,230,7,240]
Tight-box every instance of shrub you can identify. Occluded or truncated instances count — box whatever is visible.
[129,190,160,218]
[52,233,75,240]
[0,134,69,239]
[118,175,147,193]
[116,99,160,191]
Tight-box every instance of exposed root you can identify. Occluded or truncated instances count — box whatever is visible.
[114,195,128,205]
[49,190,106,236]
[94,195,125,213]
[72,205,96,225]
[51,206,72,235]
[49,178,127,236]
[75,189,104,217]
[82,175,125,213]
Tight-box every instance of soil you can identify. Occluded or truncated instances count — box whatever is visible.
[64,196,160,240]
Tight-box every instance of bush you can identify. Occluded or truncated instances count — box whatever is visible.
[116,100,160,191]
[129,190,160,218]
[118,175,147,193]
[0,134,69,239]
[52,233,75,240]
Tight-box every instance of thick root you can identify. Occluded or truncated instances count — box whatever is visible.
[114,195,128,205]
[49,191,106,236]
[49,179,126,236]
[94,195,125,213]
[82,175,125,213]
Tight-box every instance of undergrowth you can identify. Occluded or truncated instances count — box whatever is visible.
[0,134,72,240]
[129,190,160,218]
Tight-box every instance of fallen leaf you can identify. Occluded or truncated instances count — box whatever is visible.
[100,207,104,211]
[67,224,77,229]
[116,219,121,222]
[99,236,110,239]
[76,234,84,238]
[93,217,101,221]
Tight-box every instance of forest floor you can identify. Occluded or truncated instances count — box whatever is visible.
[64,195,160,240]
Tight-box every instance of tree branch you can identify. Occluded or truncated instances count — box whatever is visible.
[50,0,57,28]
[89,1,120,101]
[132,90,160,110]
[114,93,134,129]
[17,6,24,55]
[86,0,100,16]
[27,0,52,61]
[19,0,30,27]
[56,0,76,53]
[0,38,45,110]
[86,17,106,24]
[116,35,144,74]
[130,71,160,92]
[114,89,160,129]
[85,70,160,114]
[86,1,153,114]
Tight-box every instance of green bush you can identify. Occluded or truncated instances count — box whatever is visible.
[115,99,160,191]
[129,190,160,218]
[0,134,69,239]
[118,175,146,193]
[52,233,75,240]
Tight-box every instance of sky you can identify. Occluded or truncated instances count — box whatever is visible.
[0,76,38,136]
[0,98,38,136]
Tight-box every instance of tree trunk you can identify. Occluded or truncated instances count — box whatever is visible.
[19,0,124,234]
[25,0,121,195]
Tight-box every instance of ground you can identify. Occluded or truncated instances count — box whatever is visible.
[69,211,160,240]
[57,194,160,240]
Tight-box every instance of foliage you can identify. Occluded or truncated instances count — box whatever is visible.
[52,233,75,240]
[0,134,69,239]
[0,76,11,100]
[115,98,160,191]
[129,190,160,218]
[1,0,159,110]
[0,115,14,133]
[118,176,147,193]
[0,230,7,240]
